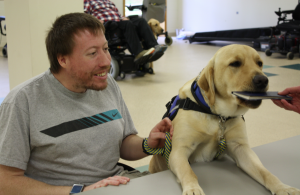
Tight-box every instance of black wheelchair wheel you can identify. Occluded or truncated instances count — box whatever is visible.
[265,49,272,56]
[148,68,154,74]
[287,52,294,60]
[2,44,7,58]
[109,57,119,79]
[165,36,173,46]
[120,72,126,79]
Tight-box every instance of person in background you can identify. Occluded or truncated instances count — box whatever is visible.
[84,0,167,64]
[0,13,173,195]
[272,86,300,114]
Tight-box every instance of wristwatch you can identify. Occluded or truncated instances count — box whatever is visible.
[70,184,85,194]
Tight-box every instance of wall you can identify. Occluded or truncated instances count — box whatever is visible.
[179,0,297,33]
[112,0,124,16]
[5,0,83,89]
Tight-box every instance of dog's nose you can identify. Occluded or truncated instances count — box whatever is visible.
[161,29,164,33]
[253,75,268,90]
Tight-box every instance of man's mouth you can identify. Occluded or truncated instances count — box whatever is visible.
[95,72,107,77]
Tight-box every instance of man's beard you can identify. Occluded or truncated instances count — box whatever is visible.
[70,70,108,92]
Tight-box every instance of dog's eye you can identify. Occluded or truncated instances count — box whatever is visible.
[229,61,241,67]
[155,24,158,26]
[257,61,263,67]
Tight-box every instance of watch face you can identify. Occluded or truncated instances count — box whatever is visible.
[71,184,84,193]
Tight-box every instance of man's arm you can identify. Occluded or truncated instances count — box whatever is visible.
[0,165,71,195]
[0,165,130,195]
[120,118,173,160]
[120,135,147,160]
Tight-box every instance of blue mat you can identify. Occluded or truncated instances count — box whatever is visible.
[0,97,4,105]
[263,72,278,77]
[263,65,274,69]
[281,64,300,71]
[135,165,149,172]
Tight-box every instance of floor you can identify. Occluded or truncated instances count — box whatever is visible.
[1,37,300,170]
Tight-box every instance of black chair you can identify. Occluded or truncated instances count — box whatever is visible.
[265,3,300,59]
[104,20,153,80]
[117,162,136,171]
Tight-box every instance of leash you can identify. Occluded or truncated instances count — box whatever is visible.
[143,132,228,168]
[143,132,172,168]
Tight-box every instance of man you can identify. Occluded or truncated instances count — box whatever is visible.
[84,0,167,64]
[0,13,173,194]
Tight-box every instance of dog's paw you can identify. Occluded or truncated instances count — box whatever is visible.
[272,186,300,195]
[182,186,205,195]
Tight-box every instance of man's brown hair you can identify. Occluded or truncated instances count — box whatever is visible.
[46,13,105,74]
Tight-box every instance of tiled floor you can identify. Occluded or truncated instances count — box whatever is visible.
[1,38,300,169]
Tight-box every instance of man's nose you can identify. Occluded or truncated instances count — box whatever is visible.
[99,52,111,66]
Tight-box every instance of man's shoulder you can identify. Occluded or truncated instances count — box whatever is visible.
[3,71,48,105]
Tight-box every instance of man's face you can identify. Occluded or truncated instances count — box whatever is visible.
[61,29,111,93]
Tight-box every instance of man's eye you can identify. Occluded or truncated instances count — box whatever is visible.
[229,61,241,67]
[90,52,96,55]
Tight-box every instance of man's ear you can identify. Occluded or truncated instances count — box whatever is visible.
[198,58,215,106]
[57,54,68,69]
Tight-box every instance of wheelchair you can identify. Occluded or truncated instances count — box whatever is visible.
[265,3,300,60]
[105,20,153,80]
[0,16,7,58]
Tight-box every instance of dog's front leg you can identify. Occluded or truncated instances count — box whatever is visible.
[227,134,300,195]
[169,146,205,195]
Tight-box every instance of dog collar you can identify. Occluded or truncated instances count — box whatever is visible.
[162,81,238,122]
[192,81,210,108]
[191,80,236,122]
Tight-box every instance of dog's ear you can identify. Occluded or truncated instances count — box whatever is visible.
[198,59,215,106]
[148,20,152,28]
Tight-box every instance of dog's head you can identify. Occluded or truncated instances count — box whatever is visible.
[148,18,164,35]
[198,44,269,116]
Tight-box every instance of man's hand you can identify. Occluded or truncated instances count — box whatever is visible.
[83,176,130,191]
[147,117,173,148]
[272,86,300,114]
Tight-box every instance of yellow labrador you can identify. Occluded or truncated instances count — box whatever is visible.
[147,18,164,74]
[148,18,164,39]
[149,44,300,195]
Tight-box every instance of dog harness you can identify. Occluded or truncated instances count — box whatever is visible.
[143,80,243,168]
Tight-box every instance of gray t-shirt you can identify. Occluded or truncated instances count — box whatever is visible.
[0,69,138,186]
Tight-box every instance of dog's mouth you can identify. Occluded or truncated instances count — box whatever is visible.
[237,97,262,109]
[235,91,265,109]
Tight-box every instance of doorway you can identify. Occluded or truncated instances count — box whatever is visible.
[123,0,166,31]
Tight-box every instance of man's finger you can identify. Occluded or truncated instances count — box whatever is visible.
[150,132,167,140]
[272,99,282,107]
[278,86,300,95]
[109,176,130,181]
[281,99,296,111]
[162,117,172,126]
